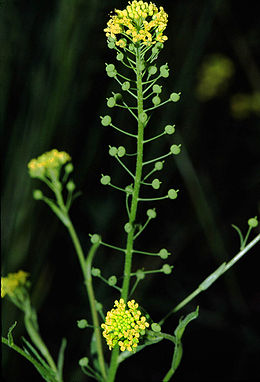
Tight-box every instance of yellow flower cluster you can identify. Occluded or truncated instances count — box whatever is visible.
[28,149,71,178]
[1,270,29,298]
[104,1,168,47]
[101,298,149,352]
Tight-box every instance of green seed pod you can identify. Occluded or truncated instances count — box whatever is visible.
[170,92,181,102]
[114,93,122,101]
[101,115,112,126]
[108,41,115,49]
[160,64,169,78]
[147,208,157,219]
[116,52,124,61]
[33,190,43,200]
[152,95,161,106]
[77,319,88,329]
[91,267,101,277]
[90,234,101,244]
[152,179,161,189]
[168,189,178,199]
[153,84,162,94]
[79,357,89,367]
[107,97,116,108]
[117,146,126,157]
[162,264,172,274]
[100,175,111,185]
[107,70,117,78]
[154,161,164,170]
[65,163,74,174]
[151,323,161,333]
[129,43,135,51]
[140,112,148,123]
[136,269,145,280]
[122,81,130,91]
[124,222,132,233]
[248,217,258,228]
[108,275,117,286]
[66,180,76,192]
[170,144,181,155]
[109,146,118,156]
[148,65,157,75]
[159,248,170,259]
[164,125,175,135]
[106,64,115,72]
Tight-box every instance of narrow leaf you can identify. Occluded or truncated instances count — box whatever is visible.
[57,338,67,380]
[7,321,17,346]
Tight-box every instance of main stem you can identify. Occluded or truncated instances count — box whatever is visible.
[107,46,145,382]
[121,46,144,302]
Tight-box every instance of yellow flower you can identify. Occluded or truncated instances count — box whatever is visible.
[1,270,29,298]
[28,149,71,179]
[104,1,168,47]
[101,298,149,352]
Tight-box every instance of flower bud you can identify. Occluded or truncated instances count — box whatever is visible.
[33,190,43,200]
[66,181,76,192]
[65,163,74,174]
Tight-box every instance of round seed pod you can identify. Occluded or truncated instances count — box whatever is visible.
[152,179,161,189]
[90,234,101,244]
[168,189,178,199]
[33,190,43,200]
[107,97,116,108]
[162,264,172,274]
[66,181,76,192]
[109,146,118,156]
[117,146,126,157]
[122,81,130,91]
[152,95,161,106]
[153,84,162,94]
[101,115,112,126]
[154,161,164,170]
[164,125,175,134]
[108,276,117,286]
[170,92,181,102]
[151,323,161,332]
[91,268,101,276]
[248,217,258,228]
[170,144,181,155]
[116,52,124,61]
[140,112,148,123]
[160,64,169,78]
[147,209,157,219]
[148,66,157,75]
[159,248,170,259]
[124,222,132,233]
[100,175,111,185]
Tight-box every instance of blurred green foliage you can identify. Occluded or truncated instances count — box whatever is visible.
[1,0,260,381]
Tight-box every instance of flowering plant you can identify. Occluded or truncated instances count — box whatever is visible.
[2,2,259,381]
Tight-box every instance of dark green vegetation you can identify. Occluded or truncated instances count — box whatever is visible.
[1,1,259,381]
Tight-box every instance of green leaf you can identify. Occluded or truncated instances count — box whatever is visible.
[231,224,244,248]
[57,338,67,380]
[22,337,51,370]
[7,321,17,346]
[117,331,164,365]
[172,307,199,372]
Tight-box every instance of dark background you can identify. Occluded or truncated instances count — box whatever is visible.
[1,0,260,381]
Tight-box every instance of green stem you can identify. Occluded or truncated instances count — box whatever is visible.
[121,45,144,302]
[160,233,260,324]
[67,222,107,381]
